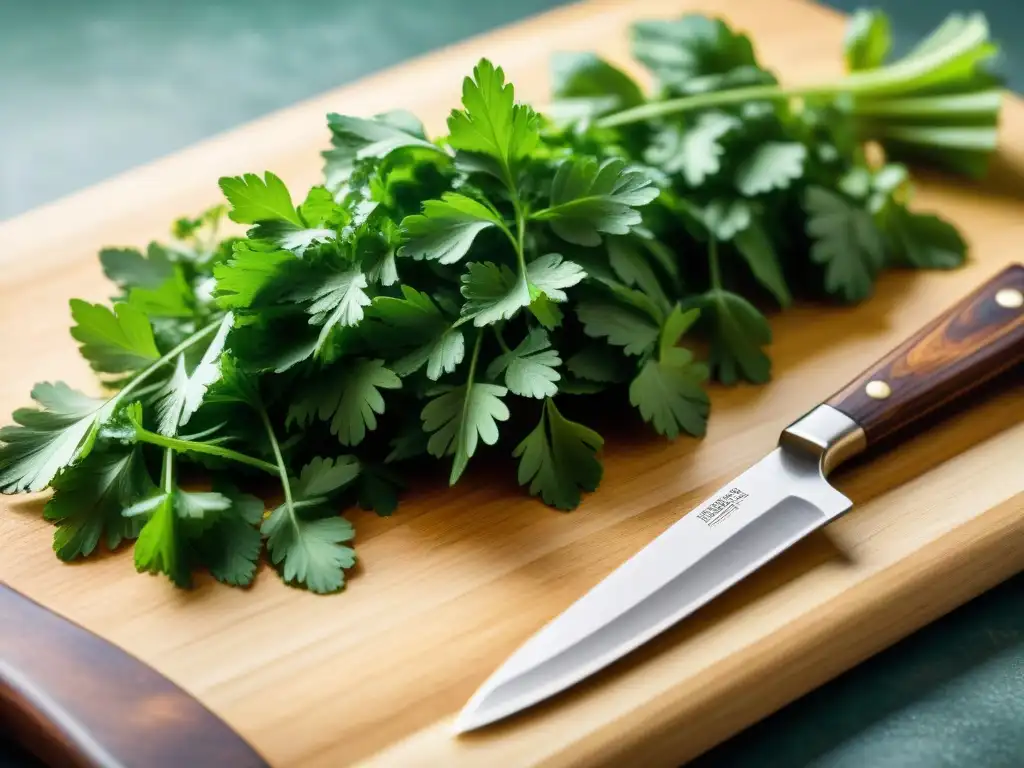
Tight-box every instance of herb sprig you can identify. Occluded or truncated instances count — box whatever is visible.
[0,10,1001,592]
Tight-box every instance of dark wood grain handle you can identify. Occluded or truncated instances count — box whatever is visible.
[0,583,268,768]
[827,264,1024,445]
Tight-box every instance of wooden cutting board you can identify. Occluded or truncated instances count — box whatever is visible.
[1,0,1022,765]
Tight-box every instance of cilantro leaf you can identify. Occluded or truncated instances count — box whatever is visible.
[732,216,792,306]
[549,52,644,121]
[487,328,561,399]
[323,110,440,191]
[0,383,108,493]
[261,456,360,593]
[514,398,603,510]
[536,157,659,247]
[357,464,403,517]
[263,514,355,594]
[576,302,660,356]
[422,381,509,483]
[194,487,264,587]
[460,261,531,327]
[288,359,402,446]
[153,313,233,436]
[631,15,766,94]
[699,290,773,384]
[805,186,885,301]
[213,245,300,312]
[702,198,752,240]
[369,286,465,379]
[566,344,628,383]
[881,207,966,270]
[447,59,539,181]
[101,246,174,294]
[527,253,586,302]
[399,193,502,264]
[290,267,371,354]
[43,444,153,560]
[629,352,710,439]
[127,490,190,587]
[70,300,160,374]
[219,172,302,227]
[528,294,564,330]
[607,236,672,314]
[128,271,195,319]
[736,142,807,196]
[644,112,739,186]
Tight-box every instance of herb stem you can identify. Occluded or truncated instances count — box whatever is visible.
[258,404,297,527]
[466,329,484,383]
[494,325,512,354]
[162,447,175,494]
[134,427,278,476]
[708,237,723,292]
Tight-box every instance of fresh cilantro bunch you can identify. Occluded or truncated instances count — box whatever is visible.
[0,10,1002,594]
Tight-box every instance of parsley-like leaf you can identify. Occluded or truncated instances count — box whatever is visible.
[805,186,885,301]
[422,381,509,484]
[732,216,792,306]
[369,286,465,379]
[290,266,371,354]
[699,290,773,384]
[549,52,645,121]
[0,383,108,493]
[645,112,739,186]
[400,193,502,264]
[487,328,561,399]
[101,246,174,294]
[194,486,264,587]
[536,157,659,247]
[219,171,302,227]
[43,444,153,560]
[514,398,603,510]
[566,344,628,383]
[882,207,966,270]
[629,352,710,439]
[527,253,586,302]
[70,300,160,374]
[460,261,531,327]
[263,514,356,594]
[288,359,402,446]
[576,302,660,356]
[736,142,807,196]
[447,59,539,181]
[323,110,440,191]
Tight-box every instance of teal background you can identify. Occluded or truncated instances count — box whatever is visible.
[0,1,1021,766]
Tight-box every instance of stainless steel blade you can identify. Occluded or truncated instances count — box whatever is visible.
[455,406,862,733]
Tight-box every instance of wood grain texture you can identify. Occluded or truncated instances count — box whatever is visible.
[828,264,1024,444]
[0,1,1022,766]
[0,584,269,768]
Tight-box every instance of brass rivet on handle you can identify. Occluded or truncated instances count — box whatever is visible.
[995,288,1023,309]
[865,380,891,400]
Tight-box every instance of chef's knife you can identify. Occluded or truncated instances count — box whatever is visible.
[456,263,1024,733]
[0,582,268,767]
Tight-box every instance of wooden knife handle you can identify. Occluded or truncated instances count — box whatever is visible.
[0,583,268,768]
[827,263,1024,445]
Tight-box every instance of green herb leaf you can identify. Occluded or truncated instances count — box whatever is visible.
[576,302,660,356]
[699,290,773,384]
[288,359,402,446]
[732,216,792,306]
[290,267,371,353]
[101,246,175,293]
[70,300,160,374]
[422,381,510,484]
[805,186,885,302]
[400,193,502,264]
[263,512,356,594]
[194,486,264,587]
[629,353,710,439]
[566,344,628,383]
[447,59,539,181]
[514,398,603,510]
[43,445,153,560]
[219,172,302,227]
[536,157,659,247]
[460,261,531,327]
[527,253,586,302]
[487,328,561,399]
[549,52,645,120]
[881,207,967,270]
[736,142,807,196]
[324,110,440,191]
[0,383,108,493]
[369,286,465,379]
[645,112,739,186]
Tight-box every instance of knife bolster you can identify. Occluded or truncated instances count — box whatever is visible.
[781,405,866,476]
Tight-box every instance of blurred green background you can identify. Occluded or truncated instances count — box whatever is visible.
[1,1,1022,766]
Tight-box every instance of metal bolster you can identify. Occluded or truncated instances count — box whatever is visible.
[779,404,866,477]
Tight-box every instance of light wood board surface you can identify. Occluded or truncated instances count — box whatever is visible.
[1,0,1022,765]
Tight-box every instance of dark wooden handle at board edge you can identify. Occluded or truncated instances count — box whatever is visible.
[827,263,1024,445]
[0,583,269,768]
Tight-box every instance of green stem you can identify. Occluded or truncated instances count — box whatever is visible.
[161,447,175,494]
[113,320,221,406]
[708,237,722,292]
[596,82,841,128]
[466,329,484,383]
[494,325,512,354]
[135,427,278,476]
[258,404,296,526]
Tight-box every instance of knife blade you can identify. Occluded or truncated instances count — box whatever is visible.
[455,263,1024,734]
